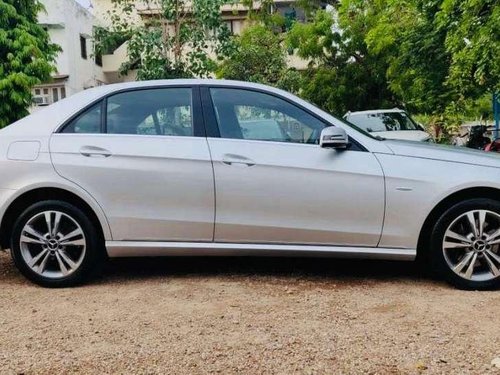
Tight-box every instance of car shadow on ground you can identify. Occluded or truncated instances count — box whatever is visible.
[95,256,436,286]
[0,251,438,287]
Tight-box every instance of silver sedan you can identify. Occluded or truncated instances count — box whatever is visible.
[1,79,499,289]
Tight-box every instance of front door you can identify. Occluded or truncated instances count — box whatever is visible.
[50,86,215,242]
[204,87,385,246]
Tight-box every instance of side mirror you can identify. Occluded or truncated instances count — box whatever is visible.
[320,126,350,149]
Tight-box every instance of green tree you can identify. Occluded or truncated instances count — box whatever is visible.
[359,0,499,136]
[362,0,452,114]
[438,0,500,96]
[217,24,301,93]
[0,0,59,127]
[287,8,395,115]
[96,0,235,80]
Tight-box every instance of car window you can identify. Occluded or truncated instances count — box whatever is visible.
[106,88,193,136]
[348,112,418,132]
[210,88,326,144]
[62,101,102,134]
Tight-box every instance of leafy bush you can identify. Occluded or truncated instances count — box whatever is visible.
[0,0,59,127]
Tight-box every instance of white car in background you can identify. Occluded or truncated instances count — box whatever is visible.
[344,109,432,142]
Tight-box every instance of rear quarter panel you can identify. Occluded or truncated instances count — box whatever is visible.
[0,135,112,242]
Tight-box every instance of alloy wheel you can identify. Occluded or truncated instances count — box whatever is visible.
[443,209,500,282]
[19,210,87,279]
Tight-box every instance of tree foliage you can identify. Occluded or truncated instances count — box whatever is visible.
[285,0,498,126]
[0,0,59,127]
[96,0,235,80]
[240,0,286,28]
[438,0,500,96]
[287,8,395,115]
[355,0,498,134]
[361,0,452,114]
[217,24,301,93]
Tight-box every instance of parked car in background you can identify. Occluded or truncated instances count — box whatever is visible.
[344,109,432,142]
[1,80,500,290]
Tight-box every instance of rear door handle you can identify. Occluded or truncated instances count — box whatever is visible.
[222,154,255,167]
[80,146,112,158]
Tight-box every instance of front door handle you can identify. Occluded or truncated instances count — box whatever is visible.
[80,146,112,158]
[222,154,255,167]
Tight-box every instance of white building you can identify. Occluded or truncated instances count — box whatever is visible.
[32,0,108,109]
[32,0,309,109]
[92,0,309,81]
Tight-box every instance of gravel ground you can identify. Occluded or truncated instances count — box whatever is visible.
[0,250,499,375]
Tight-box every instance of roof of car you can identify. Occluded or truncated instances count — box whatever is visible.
[345,108,405,116]
[83,79,280,96]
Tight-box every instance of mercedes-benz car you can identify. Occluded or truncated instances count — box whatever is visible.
[344,109,432,142]
[1,80,499,289]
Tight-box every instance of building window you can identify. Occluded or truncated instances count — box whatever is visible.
[32,85,67,106]
[95,52,103,67]
[80,36,87,59]
[224,20,234,34]
[222,20,244,35]
[52,88,59,102]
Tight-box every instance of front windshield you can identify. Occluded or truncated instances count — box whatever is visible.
[348,112,419,133]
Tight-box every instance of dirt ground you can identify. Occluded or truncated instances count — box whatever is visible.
[0,251,499,375]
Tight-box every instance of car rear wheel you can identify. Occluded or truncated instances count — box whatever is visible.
[431,198,500,290]
[10,200,104,288]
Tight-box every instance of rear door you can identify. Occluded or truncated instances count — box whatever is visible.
[50,86,215,242]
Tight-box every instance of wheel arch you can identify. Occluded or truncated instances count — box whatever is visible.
[0,186,111,250]
[417,186,500,261]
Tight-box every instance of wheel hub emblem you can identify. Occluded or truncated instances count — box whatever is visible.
[472,240,486,252]
[47,239,59,251]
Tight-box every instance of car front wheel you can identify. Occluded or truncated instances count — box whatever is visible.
[431,198,500,290]
[10,200,103,288]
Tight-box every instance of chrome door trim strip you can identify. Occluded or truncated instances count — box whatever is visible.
[106,241,416,261]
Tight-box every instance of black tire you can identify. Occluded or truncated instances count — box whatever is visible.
[10,200,105,288]
[430,198,500,290]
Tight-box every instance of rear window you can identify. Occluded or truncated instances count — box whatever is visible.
[61,88,193,136]
[62,101,102,134]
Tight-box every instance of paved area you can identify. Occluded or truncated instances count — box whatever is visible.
[0,251,499,374]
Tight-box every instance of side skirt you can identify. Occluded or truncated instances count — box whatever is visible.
[106,241,416,261]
